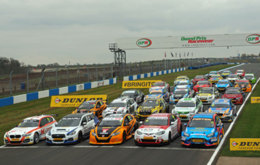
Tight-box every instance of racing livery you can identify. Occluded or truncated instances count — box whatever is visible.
[174,80,192,91]
[193,80,212,93]
[208,99,236,122]
[234,80,252,92]
[72,100,107,118]
[172,98,203,121]
[235,69,245,78]
[151,81,170,92]
[169,88,191,104]
[46,113,95,144]
[209,74,223,84]
[227,74,240,84]
[215,79,233,92]
[89,114,138,145]
[174,76,189,85]
[244,73,256,84]
[221,70,232,78]
[197,87,219,104]
[181,113,224,147]
[120,90,144,104]
[192,75,206,85]
[222,87,244,104]
[147,87,170,102]
[4,115,57,145]
[134,113,182,145]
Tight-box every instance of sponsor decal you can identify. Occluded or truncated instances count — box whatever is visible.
[230,138,260,151]
[246,34,260,44]
[181,36,214,43]
[122,80,162,88]
[50,95,107,107]
[251,97,260,103]
[136,38,152,48]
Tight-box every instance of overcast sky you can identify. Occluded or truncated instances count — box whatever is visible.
[0,0,259,65]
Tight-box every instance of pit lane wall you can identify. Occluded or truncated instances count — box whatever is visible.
[123,67,186,81]
[0,77,117,108]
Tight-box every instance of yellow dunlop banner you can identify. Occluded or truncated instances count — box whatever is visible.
[50,95,107,107]
[122,80,162,88]
[230,138,260,151]
[251,97,260,103]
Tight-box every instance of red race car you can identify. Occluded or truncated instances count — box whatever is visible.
[193,80,212,93]
[151,81,170,92]
[235,69,245,78]
[192,75,206,85]
[222,87,244,104]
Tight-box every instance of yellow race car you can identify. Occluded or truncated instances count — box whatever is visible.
[209,74,223,84]
[135,98,168,120]
[174,76,189,85]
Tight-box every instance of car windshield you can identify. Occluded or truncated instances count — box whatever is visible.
[142,100,158,107]
[197,81,208,85]
[176,101,195,107]
[209,71,217,74]
[222,71,230,73]
[189,118,214,128]
[211,103,230,108]
[144,117,168,126]
[211,75,220,78]
[121,91,135,97]
[199,88,213,93]
[245,75,254,79]
[178,82,188,85]
[18,120,39,127]
[57,117,81,127]
[218,81,228,84]
[150,91,163,94]
[174,90,187,94]
[78,102,95,110]
[237,70,243,73]
[152,82,165,86]
[228,75,237,78]
[108,102,126,107]
[195,75,204,79]
[99,118,122,127]
[237,82,249,86]
[226,89,240,94]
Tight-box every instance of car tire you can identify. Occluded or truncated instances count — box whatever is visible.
[178,124,183,137]
[78,132,83,143]
[122,132,126,143]
[33,132,40,144]
[166,132,171,144]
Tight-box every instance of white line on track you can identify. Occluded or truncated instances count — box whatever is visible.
[207,77,260,165]
[218,63,245,72]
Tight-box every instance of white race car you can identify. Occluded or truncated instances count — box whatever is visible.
[46,113,95,144]
[102,97,138,117]
[134,113,182,145]
[4,115,57,145]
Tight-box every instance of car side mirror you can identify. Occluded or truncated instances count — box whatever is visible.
[82,122,87,126]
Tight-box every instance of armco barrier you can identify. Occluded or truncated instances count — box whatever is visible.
[188,62,230,70]
[123,67,186,81]
[0,77,117,108]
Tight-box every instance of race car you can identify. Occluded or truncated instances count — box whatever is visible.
[244,73,256,84]
[46,113,95,144]
[134,113,182,145]
[181,113,224,147]
[222,87,244,104]
[221,70,232,78]
[192,75,207,85]
[234,80,252,92]
[208,99,236,122]
[102,97,138,118]
[235,69,245,78]
[209,74,223,84]
[193,80,212,93]
[151,81,170,92]
[206,71,219,79]
[120,90,144,104]
[174,76,189,85]
[227,74,240,84]
[169,88,191,104]
[215,79,233,92]
[172,98,203,121]
[174,80,192,91]
[4,115,57,145]
[89,114,138,145]
[197,87,219,104]
[72,100,107,118]
[147,87,170,102]
[135,98,168,120]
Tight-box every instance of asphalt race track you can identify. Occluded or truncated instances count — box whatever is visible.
[0,63,259,165]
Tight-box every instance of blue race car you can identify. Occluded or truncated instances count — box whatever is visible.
[208,99,236,122]
[215,79,233,92]
[146,87,170,102]
[181,113,224,147]
[169,88,190,104]
[174,80,193,91]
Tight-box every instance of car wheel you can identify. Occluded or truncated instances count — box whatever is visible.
[178,124,183,136]
[78,132,83,143]
[122,132,126,143]
[134,140,141,146]
[33,133,40,144]
[166,132,171,144]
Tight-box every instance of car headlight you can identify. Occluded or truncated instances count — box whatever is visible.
[22,133,32,137]
[67,130,76,136]
[4,133,9,138]
[136,130,143,135]
[111,131,121,136]
[156,130,165,135]
[207,132,214,137]
[47,130,51,136]
[183,132,190,137]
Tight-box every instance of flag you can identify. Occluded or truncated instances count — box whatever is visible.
[171,52,174,57]
[164,52,166,58]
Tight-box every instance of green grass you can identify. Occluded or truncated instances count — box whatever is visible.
[0,64,233,145]
[221,81,260,157]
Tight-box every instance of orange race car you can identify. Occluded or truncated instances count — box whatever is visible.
[72,100,107,118]
[234,80,252,92]
[89,114,138,145]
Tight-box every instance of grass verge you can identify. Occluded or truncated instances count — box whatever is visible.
[221,80,260,157]
[0,64,234,145]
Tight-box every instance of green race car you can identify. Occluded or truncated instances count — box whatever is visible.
[244,73,256,84]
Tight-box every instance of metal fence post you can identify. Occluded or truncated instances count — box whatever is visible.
[111,64,113,78]
[95,65,98,81]
[77,67,80,83]
[26,69,29,93]
[66,66,69,85]
[9,71,13,96]
[56,68,58,88]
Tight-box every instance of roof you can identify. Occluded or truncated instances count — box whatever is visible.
[179,97,196,102]
[236,80,249,82]
[193,113,214,119]
[122,90,137,93]
[218,79,229,82]
[245,73,254,75]
[104,114,124,118]
[213,99,230,104]
[177,76,189,79]
[64,113,86,118]
[24,116,46,120]
[112,97,131,103]
[149,113,170,118]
